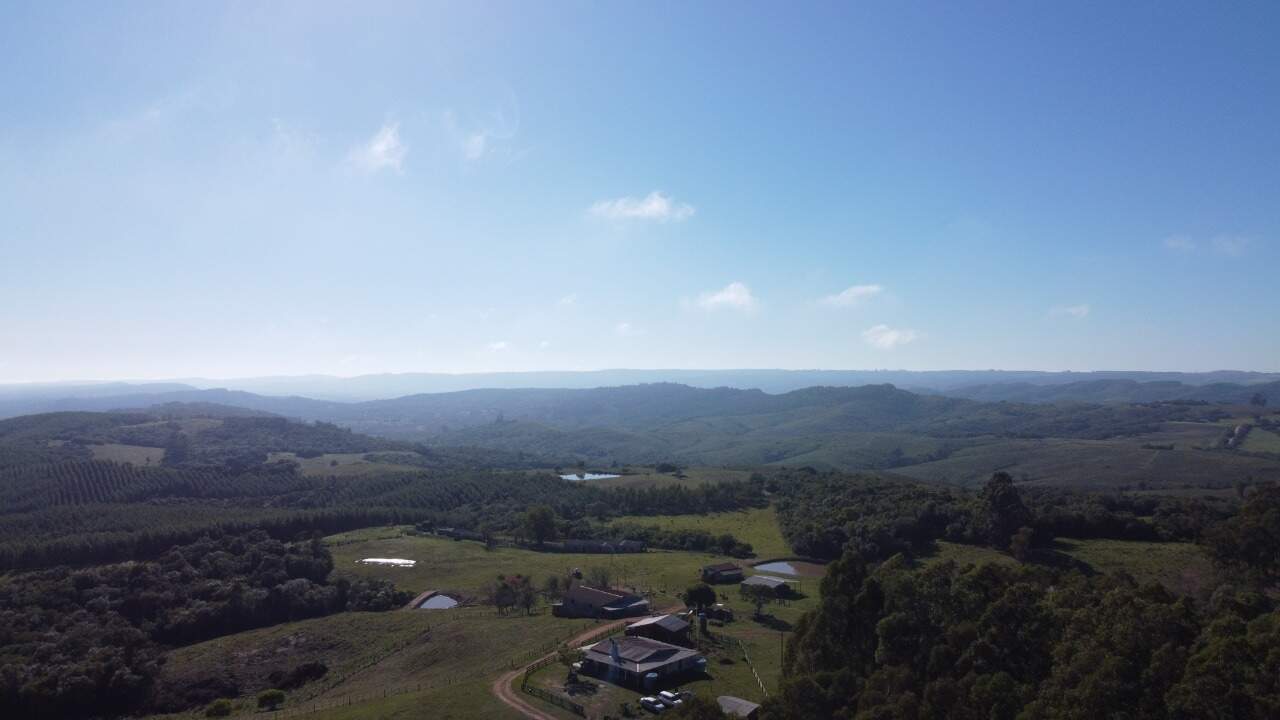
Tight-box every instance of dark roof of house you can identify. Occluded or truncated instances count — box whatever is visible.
[565,584,645,604]
[741,575,788,589]
[628,614,690,633]
[584,636,703,674]
[703,562,741,572]
[718,695,762,717]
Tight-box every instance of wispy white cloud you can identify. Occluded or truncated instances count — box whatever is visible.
[1050,304,1091,319]
[557,293,578,307]
[590,191,694,222]
[696,282,757,312]
[1163,235,1195,253]
[348,122,406,173]
[862,324,919,349]
[1211,235,1252,257]
[443,96,520,163]
[538,340,551,350]
[487,340,509,351]
[820,284,883,307]
[614,322,642,337]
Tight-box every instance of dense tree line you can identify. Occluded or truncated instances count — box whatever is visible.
[764,470,1280,719]
[773,469,1239,563]
[0,530,409,719]
[766,539,1279,718]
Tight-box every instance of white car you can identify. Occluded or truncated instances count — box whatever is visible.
[657,690,684,708]
[639,696,666,713]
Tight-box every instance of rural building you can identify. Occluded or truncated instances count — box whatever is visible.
[562,539,614,553]
[553,539,647,554]
[702,562,744,583]
[617,539,647,553]
[626,614,691,646]
[581,636,706,688]
[435,527,484,542]
[717,695,762,718]
[741,574,791,594]
[552,584,650,619]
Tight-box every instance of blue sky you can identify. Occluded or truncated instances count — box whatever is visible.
[2,1,1277,382]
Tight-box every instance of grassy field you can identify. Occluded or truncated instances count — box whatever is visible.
[1056,538,1213,597]
[145,508,810,720]
[922,541,1019,569]
[150,608,583,719]
[607,506,793,560]
[326,520,809,603]
[89,442,164,465]
[1241,427,1280,454]
[266,452,423,477]
[922,539,1212,598]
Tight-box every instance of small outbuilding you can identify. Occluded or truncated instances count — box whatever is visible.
[702,562,744,583]
[626,614,692,646]
[552,584,650,619]
[717,695,762,718]
[740,575,791,594]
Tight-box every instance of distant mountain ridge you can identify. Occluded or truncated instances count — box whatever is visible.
[4,369,1277,403]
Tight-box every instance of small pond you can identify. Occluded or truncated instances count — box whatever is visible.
[559,473,621,481]
[417,594,459,610]
[753,560,825,577]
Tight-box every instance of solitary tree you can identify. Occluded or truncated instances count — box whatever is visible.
[980,472,1033,550]
[683,583,717,611]
[1010,526,1034,563]
[523,505,558,546]
[739,584,774,618]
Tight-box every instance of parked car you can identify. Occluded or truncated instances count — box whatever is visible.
[640,696,666,713]
[657,690,684,708]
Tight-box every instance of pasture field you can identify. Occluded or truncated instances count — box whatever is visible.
[149,509,813,719]
[923,539,1211,597]
[266,452,423,477]
[148,608,578,719]
[607,505,792,559]
[89,442,165,465]
[1056,538,1212,597]
[325,520,815,603]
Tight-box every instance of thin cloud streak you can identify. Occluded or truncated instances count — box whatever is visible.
[590,191,694,222]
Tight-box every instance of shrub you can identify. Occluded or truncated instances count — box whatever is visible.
[257,689,286,711]
[205,698,232,717]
